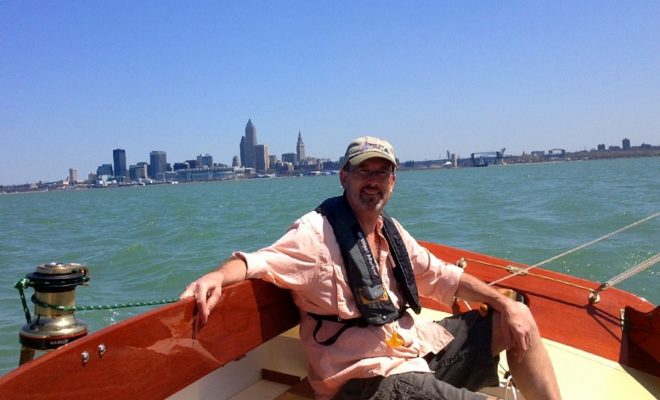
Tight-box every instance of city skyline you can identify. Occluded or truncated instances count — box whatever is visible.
[105,128,660,179]
[92,120,315,181]
[3,120,659,186]
[2,2,659,185]
[78,131,660,184]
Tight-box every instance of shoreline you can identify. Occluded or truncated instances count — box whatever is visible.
[2,152,659,195]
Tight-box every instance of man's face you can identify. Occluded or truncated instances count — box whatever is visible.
[340,157,396,216]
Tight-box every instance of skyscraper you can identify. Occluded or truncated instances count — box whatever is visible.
[239,136,246,168]
[113,149,128,178]
[296,131,305,165]
[242,119,257,168]
[69,168,78,184]
[255,144,269,173]
[149,151,167,179]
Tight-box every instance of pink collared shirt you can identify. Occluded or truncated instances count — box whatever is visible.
[236,210,463,399]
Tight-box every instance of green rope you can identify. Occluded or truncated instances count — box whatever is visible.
[14,278,32,324]
[30,295,180,311]
[14,276,180,322]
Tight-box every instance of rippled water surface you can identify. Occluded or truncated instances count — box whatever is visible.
[1,157,658,375]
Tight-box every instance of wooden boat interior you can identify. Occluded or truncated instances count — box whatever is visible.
[1,243,658,399]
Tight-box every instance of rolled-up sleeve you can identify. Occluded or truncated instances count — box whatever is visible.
[234,216,321,290]
[392,219,463,306]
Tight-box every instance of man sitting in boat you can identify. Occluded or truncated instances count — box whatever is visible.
[181,136,561,400]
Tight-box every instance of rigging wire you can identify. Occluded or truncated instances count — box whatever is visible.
[488,211,659,287]
[594,252,660,292]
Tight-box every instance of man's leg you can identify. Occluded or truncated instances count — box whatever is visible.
[334,372,491,400]
[491,303,562,400]
[429,310,500,392]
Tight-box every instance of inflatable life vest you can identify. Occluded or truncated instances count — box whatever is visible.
[311,195,421,345]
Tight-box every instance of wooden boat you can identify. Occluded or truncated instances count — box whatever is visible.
[0,242,658,399]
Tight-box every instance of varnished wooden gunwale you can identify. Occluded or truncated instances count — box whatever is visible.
[419,241,656,371]
[0,280,300,399]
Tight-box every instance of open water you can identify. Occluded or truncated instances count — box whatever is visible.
[0,157,658,376]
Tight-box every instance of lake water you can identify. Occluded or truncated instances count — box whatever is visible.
[0,157,658,376]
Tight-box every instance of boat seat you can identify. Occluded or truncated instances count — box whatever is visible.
[274,377,314,400]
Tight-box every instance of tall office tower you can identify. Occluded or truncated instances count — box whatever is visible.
[239,137,246,168]
[255,144,269,173]
[149,151,167,179]
[69,168,78,184]
[197,154,213,168]
[296,131,305,164]
[622,138,631,150]
[243,119,257,168]
[113,149,128,178]
[232,155,240,167]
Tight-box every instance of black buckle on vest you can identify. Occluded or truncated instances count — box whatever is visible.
[309,307,410,346]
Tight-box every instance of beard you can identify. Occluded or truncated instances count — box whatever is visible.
[357,186,388,212]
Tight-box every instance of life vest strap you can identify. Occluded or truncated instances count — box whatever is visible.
[309,307,409,346]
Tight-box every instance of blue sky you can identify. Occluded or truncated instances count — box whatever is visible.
[1,1,659,185]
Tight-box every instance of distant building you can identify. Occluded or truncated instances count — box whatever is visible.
[622,138,631,150]
[296,131,306,165]
[113,149,128,178]
[597,144,606,151]
[129,164,148,181]
[149,151,167,179]
[547,149,566,160]
[239,137,246,168]
[173,162,189,171]
[279,161,294,173]
[186,159,198,169]
[232,155,240,167]
[197,154,213,168]
[255,144,269,173]
[241,119,258,169]
[96,164,113,177]
[269,155,278,167]
[174,165,239,182]
[69,168,78,184]
[282,153,296,164]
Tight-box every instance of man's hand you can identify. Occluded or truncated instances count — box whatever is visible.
[180,256,248,328]
[180,270,225,326]
[455,273,541,361]
[499,300,539,362]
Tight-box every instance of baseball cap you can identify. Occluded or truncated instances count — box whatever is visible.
[342,136,397,170]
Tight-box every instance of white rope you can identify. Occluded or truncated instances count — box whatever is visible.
[503,373,518,400]
[603,252,660,288]
[489,211,659,287]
